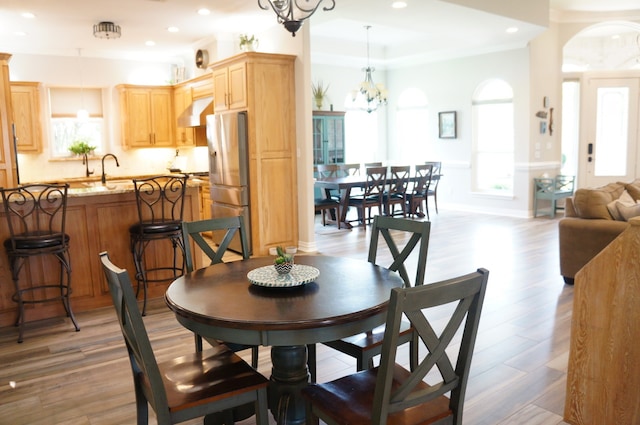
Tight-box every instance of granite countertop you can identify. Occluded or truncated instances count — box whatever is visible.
[34,174,209,198]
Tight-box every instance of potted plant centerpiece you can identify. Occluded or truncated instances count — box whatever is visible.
[68,139,96,156]
[312,80,329,110]
[274,246,294,274]
[239,34,258,52]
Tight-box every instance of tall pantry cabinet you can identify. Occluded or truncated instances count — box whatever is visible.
[209,52,297,255]
[0,53,19,188]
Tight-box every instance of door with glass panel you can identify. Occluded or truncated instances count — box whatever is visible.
[581,75,639,187]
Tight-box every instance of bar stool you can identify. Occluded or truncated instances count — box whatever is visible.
[130,174,188,315]
[0,184,80,343]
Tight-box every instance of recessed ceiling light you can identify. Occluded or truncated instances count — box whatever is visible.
[611,34,620,40]
[392,1,407,8]
[197,8,210,15]
[15,31,27,36]
[21,12,35,19]
[145,40,156,46]
[506,27,518,34]
[167,26,179,33]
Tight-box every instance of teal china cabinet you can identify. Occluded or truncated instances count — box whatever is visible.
[312,111,345,165]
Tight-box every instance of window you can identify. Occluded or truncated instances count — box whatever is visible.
[343,95,379,163]
[49,87,105,157]
[396,88,428,163]
[472,79,514,194]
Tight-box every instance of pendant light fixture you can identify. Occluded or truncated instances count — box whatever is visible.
[76,48,89,121]
[352,25,388,113]
[258,0,336,36]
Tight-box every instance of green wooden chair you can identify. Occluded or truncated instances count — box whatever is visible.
[302,268,489,425]
[533,175,575,217]
[308,215,431,382]
[99,251,269,425]
[181,216,259,367]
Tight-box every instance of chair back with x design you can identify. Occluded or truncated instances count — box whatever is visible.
[367,215,431,288]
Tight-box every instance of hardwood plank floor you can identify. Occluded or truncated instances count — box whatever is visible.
[0,209,573,424]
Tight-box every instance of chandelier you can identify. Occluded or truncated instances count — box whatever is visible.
[258,0,336,36]
[93,21,121,39]
[352,26,388,113]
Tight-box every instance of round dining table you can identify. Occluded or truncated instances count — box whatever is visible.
[165,255,403,425]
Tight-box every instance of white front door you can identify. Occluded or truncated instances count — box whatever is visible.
[581,73,639,188]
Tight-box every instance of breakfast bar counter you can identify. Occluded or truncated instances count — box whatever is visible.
[0,181,203,328]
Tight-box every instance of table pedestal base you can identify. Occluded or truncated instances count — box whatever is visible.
[269,345,309,425]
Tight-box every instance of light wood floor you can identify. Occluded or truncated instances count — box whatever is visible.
[0,209,573,424]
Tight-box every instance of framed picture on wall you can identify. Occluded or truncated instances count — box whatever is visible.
[438,111,457,139]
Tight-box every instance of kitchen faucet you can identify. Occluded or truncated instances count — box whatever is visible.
[83,154,94,178]
[101,153,120,184]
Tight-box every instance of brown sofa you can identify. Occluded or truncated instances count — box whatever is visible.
[558,181,640,284]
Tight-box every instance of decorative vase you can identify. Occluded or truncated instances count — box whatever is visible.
[314,97,324,110]
[240,40,258,52]
[274,262,294,275]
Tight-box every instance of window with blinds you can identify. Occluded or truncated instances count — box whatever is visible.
[49,87,105,158]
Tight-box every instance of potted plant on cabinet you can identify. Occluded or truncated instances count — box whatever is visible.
[239,34,258,52]
[312,81,329,110]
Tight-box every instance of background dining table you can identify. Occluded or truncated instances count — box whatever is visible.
[164,255,404,425]
[314,173,441,228]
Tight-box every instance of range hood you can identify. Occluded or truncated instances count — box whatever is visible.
[177,96,213,127]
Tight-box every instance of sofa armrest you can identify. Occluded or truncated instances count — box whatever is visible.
[558,217,628,281]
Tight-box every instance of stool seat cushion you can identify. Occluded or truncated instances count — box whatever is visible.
[130,220,182,235]
[4,233,70,251]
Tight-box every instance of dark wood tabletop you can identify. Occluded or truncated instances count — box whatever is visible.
[165,255,403,346]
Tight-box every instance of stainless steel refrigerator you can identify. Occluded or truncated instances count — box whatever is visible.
[207,111,251,254]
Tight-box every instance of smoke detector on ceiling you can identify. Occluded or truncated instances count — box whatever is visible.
[93,21,121,39]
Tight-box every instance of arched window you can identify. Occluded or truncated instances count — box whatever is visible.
[472,79,514,194]
[396,88,428,163]
[343,94,379,163]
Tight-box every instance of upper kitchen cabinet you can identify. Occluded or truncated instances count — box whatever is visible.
[10,82,42,153]
[212,61,246,111]
[208,52,297,256]
[117,85,174,148]
[173,83,195,147]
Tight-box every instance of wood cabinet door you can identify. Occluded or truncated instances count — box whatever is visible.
[212,68,229,111]
[125,89,153,147]
[150,89,174,146]
[228,62,247,110]
[173,86,195,147]
[10,83,42,153]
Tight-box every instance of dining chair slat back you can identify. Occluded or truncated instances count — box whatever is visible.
[384,165,411,217]
[303,268,489,425]
[424,161,442,215]
[181,217,258,364]
[314,216,431,378]
[99,251,269,425]
[348,166,387,226]
[407,164,434,219]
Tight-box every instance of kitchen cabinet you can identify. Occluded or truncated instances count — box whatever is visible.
[212,61,246,111]
[10,82,42,153]
[117,85,174,148]
[312,111,345,165]
[0,53,19,188]
[208,52,297,255]
[173,83,196,147]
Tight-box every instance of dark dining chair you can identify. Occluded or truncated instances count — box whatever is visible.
[339,163,361,176]
[348,166,387,226]
[308,215,431,380]
[383,165,410,217]
[315,163,342,225]
[129,174,188,315]
[364,162,383,168]
[181,216,259,366]
[407,164,434,219]
[99,251,269,425]
[0,183,80,343]
[302,268,489,425]
[425,161,442,215]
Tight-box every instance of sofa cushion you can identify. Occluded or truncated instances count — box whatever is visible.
[573,182,625,219]
[607,190,634,221]
[625,180,640,201]
[617,201,640,221]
